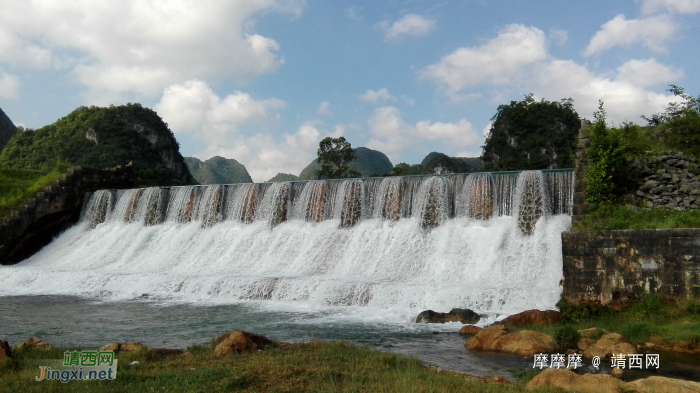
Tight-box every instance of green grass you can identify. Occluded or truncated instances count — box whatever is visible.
[507,295,700,349]
[572,204,700,231]
[0,341,566,393]
[0,163,69,220]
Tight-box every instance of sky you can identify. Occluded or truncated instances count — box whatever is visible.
[0,0,699,182]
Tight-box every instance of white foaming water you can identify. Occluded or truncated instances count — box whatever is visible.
[0,172,573,325]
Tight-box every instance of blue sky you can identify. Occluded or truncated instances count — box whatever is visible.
[1,0,698,181]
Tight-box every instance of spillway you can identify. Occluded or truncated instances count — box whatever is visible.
[0,170,574,320]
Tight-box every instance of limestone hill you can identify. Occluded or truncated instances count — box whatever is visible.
[0,104,196,187]
[299,147,393,180]
[185,156,253,184]
[0,107,17,153]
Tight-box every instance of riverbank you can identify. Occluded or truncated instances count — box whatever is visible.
[1,339,533,393]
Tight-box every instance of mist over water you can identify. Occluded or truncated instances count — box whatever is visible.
[0,171,573,325]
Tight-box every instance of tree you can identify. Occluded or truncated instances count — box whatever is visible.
[642,85,700,158]
[481,94,580,171]
[317,137,361,179]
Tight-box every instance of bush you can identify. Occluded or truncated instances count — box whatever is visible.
[554,326,581,352]
[557,298,611,324]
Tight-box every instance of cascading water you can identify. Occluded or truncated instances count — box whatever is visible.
[0,170,574,321]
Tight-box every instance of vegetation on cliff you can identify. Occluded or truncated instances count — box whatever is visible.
[0,163,69,220]
[299,146,393,180]
[185,156,252,184]
[481,94,580,171]
[0,104,195,187]
[0,107,17,153]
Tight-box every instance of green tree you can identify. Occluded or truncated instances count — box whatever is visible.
[481,94,580,171]
[643,85,700,158]
[317,137,361,179]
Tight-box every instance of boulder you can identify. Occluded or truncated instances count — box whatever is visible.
[415,308,480,324]
[583,333,636,359]
[120,342,148,353]
[465,325,509,351]
[214,331,273,357]
[611,367,623,379]
[458,325,483,335]
[526,368,625,393]
[577,327,609,351]
[498,309,560,327]
[16,338,53,351]
[99,342,121,354]
[490,330,557,356]
[0,340,12,358]
[622,376,700,392]
[465,325,557,356]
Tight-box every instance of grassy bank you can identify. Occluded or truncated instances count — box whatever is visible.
[508,295,700,351]
[571,204,700,231]
[0,163,69,220]
[0,341,564,393]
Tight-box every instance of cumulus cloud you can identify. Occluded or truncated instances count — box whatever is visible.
[366,106,481,161]
[0,70,20,99]
[548,28,568,45]
[359,88,396,104]
[583,14,676,57]
[639,0,700,14]
[317,101,333,116]
[0,0,301,99]
[382,14,436,41]
[617,58,684,86]
[420,24,548,100]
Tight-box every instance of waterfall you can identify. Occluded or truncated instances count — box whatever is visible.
[2,170,575,317]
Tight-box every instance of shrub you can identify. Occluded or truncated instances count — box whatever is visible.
[554,326,581,352]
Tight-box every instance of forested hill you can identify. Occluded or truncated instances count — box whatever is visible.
[185,156,253,184]
[0,104,196,186]
[299,147,393,180]
[0,107,17,153]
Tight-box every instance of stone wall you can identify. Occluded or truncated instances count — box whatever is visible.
[562,229,700,305]
[629,151,700,209]
[563,121,700,305]
[0,165,137,265]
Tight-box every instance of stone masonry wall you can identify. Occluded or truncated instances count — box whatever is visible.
[562,229,700,304]
[629,151,700,209]
[0,165,137,265]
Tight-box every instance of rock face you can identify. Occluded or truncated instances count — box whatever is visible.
[415,308,480,324]
[498,309,561,327]
[629,151,700,209]
[214,331,273,357]
[526,368,624,393]
[0,340,12,358]
[582,333,636,359]
[16,338,53,351]
[458,325,484,335]
[464,325,557,356]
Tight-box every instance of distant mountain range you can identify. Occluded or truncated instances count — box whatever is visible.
[185,156,253,184]
[299,147,393,180]
[266,173,300,182]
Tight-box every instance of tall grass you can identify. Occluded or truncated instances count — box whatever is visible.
[0,163,69,220]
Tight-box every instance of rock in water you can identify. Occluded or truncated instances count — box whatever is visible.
[0,340,12,358]
[464,325,557,356]
[458,325,484,335]
[415,308,480,324]
[214,331,273,357]
[498,309,560,327]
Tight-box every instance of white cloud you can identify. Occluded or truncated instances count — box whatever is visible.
[420,24,548,100]
[317,101,333,116]
[383,14,436,41]
[548,28,568,45]
[639,0,700,14]
[359,88,396,104]
[0,0,301,99]
[617,58,684,86]
[346,7,362,21]
[583,14,676,57]
[366,106,482,162]
[415,119,479,146]
[0,70,20,99]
